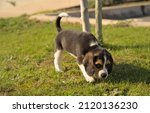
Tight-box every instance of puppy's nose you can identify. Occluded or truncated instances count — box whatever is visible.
[101,73,107,78]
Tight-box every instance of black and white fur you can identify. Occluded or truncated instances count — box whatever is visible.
[54,13,113,83]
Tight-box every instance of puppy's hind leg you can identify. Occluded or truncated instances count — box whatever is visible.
[54,49,63,72]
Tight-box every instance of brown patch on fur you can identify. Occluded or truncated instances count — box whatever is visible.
[95,59,103,65]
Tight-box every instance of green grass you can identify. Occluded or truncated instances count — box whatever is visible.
[0,16,150,96]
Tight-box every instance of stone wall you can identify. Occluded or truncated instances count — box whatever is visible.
[62,2,150,20]
[103,0,150,6]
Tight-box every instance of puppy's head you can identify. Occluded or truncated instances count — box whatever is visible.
[83,48,113,81]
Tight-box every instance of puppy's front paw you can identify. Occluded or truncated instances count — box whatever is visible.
[55,68,63,73]
[85,76,95,83]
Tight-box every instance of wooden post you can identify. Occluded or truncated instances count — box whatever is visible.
[95,0,103,45]
[80,0,90,32]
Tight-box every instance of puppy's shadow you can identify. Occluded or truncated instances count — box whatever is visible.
[108,63,150,84]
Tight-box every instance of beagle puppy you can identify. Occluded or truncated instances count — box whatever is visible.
[54,13,113,82]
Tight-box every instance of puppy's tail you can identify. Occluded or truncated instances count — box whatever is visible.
[56,12,69,32]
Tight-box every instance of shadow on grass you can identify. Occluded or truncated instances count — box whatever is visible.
[108,63,150,84]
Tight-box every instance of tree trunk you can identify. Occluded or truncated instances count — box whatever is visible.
[80,0,90,32]
[95,0,103,45]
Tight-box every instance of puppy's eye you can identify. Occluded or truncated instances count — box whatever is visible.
[95,64,103,68]
[94,60,103,68]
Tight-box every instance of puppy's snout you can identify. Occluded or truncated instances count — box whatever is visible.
[101,73,107,78]
[98,69,108,79]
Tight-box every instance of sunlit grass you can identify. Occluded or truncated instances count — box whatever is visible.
[0,16,150,95]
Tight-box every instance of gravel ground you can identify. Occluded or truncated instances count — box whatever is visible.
[0,0,79,18]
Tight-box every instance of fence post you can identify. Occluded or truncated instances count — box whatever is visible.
[80,0,90,32]
[95,0,103,45]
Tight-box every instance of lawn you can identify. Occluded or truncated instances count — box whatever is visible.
[0,16,150,96]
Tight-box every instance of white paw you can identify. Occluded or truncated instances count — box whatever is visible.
[56,68,63,73]
[85,76,95,83]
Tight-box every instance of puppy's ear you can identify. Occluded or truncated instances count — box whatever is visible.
[106,51,114,74]
[83,52,95,76]
[82,52,93,66]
